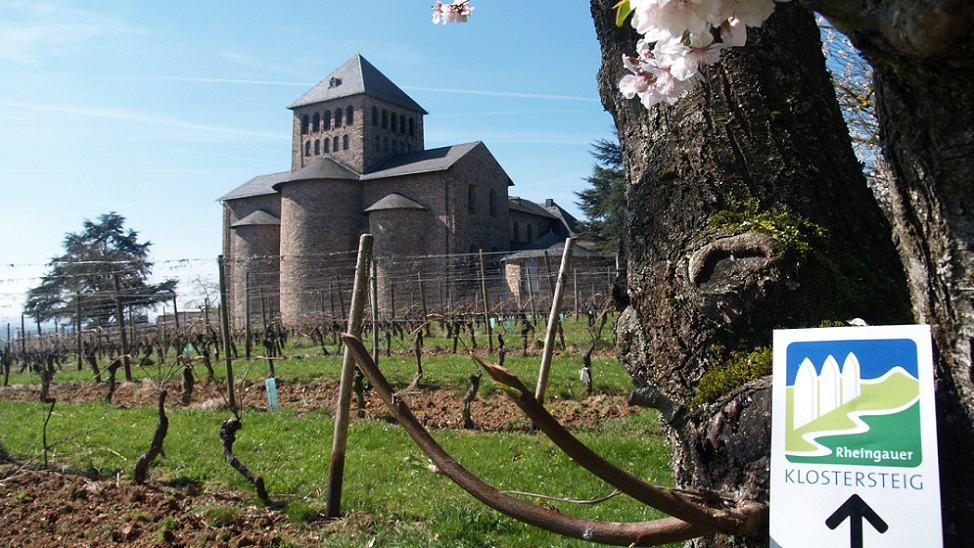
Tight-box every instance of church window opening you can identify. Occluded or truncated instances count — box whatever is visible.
[391,113,397,132]
[382,109,388,129]
[372,107,378,125]
[527,224,533,242]
[301,115,309,135]
[489,189,497,217]
[324,110,332,130]
[467,185,476,213]
[343,134,349,150]
[314,139,320,155]
[334,108,343,128]
[304,141,311,156]
[346,106,354,125]
[325,138,330,153]
[312,113,320,132]
[333,136,339,151]
[400,115,406,134]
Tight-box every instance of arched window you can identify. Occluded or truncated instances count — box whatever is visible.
[304,141,311,156]
[467,185,476,213]
[408,118,415,137]
[527,224,533,242]
[372,107,378,125]
[400,115,406,134]
[314,139,320,155]
[324,110,331,131]
[346,105,354,125]
[343,134,349,150]
[513,222,520,241]
[391,113,397,132]
[489,189,497,217]
[312,113,320,132]
[324,138,330,153]
[301,115,309,135]
[334,108,343,128]
[333,136,339,151]
[382,109,388,129]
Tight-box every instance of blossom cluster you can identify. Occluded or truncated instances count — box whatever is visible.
[619,0,790,109]
[432,1,473,25]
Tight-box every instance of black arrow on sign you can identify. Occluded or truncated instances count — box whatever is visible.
[826,494,889,548]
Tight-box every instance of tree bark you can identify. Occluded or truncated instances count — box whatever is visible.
[810,0,974,542]
[591,2,912,546]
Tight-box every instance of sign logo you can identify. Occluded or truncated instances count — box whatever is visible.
[785,338,921,467]
[771,326,942,547]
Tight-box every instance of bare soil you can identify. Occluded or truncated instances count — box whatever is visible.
[0,376,638,547]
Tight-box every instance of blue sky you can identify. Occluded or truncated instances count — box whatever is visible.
[0,1,615,326]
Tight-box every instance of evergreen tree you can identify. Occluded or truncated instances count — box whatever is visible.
[575,135,626,254]
[24,212,177,327]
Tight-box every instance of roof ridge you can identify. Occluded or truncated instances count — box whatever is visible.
[288,54,427,113]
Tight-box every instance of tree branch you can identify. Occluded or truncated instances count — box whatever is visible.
[341,334,708,546]
[470,354,767,538]
[802,0,974,60]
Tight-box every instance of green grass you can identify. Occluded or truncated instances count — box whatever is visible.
[0,317,690,546]
[0,398,676,546]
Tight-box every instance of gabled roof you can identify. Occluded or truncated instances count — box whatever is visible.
[223,142,508,199]
[280,157,360,186]
[364,193,428,212]
[363,142,483,180]
[288,54,427,114]
[543,200,583,238]
[504,236,605,261]
[508,196,558,219]
[219,171,289,201]
[231,210,281,228]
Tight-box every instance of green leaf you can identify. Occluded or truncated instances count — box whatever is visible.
[614,1,632,28]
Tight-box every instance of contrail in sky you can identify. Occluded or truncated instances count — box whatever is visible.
[86,76,598,102]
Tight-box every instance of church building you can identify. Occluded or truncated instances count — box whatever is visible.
[221,55,522,325]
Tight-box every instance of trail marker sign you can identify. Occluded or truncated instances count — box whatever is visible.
[770,325,942,547]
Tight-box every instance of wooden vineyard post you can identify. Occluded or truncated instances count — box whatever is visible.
[112,273,132,382]
[75,295,82,371]
[244,274,252,360]
[325,234,373,519]
[218,255,236,412]
[479,249,493,354]
[371,258,379,364]
[535,238,574,406]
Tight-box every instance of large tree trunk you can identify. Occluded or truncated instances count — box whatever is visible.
[813,1,974,543]
[591,2,912,546]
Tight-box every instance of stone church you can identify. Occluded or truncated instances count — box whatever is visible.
[220,55,571,325]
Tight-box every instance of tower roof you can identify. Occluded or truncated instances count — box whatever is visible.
[288,54,427,114]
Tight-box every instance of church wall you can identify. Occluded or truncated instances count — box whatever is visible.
[360,98,425,173]
[223,195,282,324]
[278,179,364,324]
[228,224,281,324]
[292,97,425,174]
[368,208,429,315]
[443,144,511,256]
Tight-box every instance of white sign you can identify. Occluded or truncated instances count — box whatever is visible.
[770,325,942,547]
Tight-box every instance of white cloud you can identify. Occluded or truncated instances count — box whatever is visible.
[0,100,288,140]
[0,2,132,64]
[403,86,599,103]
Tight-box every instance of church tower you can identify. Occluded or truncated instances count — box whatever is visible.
[288,54,427,174]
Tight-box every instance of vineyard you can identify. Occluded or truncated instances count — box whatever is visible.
[0,251,681,547]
